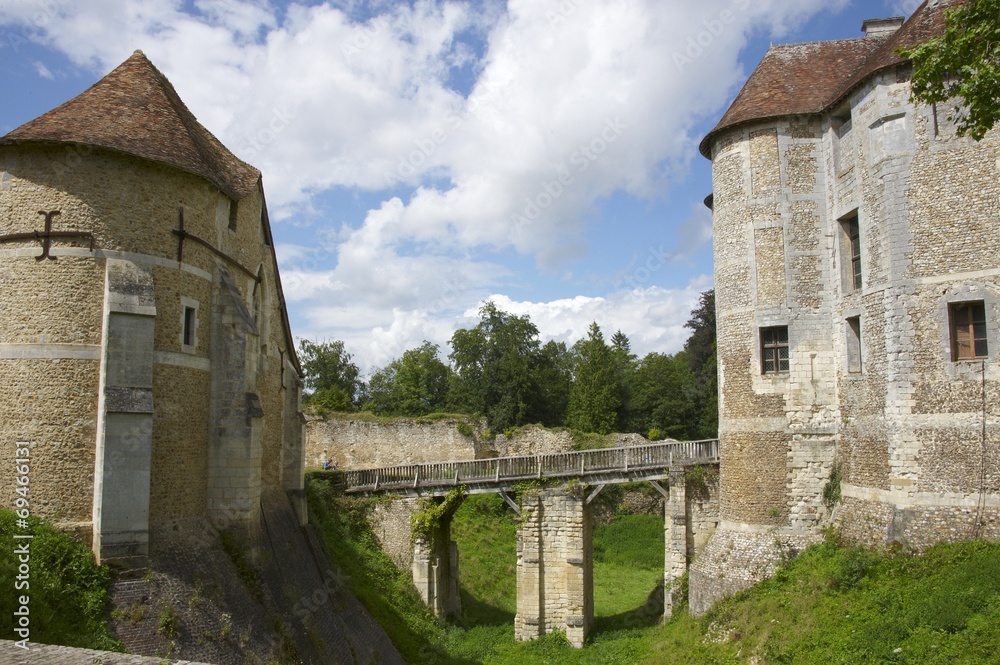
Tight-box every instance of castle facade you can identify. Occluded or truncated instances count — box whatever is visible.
[0,51,305,562]
[693,1,1000,612]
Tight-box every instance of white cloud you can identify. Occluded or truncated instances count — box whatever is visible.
[0,0,848,370]
[33,61,53,79]
[480,278,713,357]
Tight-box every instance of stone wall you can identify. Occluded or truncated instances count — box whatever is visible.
[306,416,488,469]
[0,142,304,557]
[699,49,1000,615]
[514,489,593,648]
[306,417,658,470]
[370,498,418,570]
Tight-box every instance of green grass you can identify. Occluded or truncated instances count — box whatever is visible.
[646,535,1000,665]
[0,509,119,649]
[307,479,1000,664]
[306,476,462,664]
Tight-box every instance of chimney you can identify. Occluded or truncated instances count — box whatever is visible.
[862,17,905,37]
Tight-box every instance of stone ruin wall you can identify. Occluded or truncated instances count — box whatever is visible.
[305,416,655,469]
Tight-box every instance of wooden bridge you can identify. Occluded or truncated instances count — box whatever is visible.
[342,439,720,497]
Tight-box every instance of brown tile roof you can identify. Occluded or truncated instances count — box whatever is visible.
[1,50,260,200]
[699,0,951,157]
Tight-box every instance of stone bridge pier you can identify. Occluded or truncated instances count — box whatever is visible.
[360,454,720,648]
[514,488,593,648]
[411,497,462,618]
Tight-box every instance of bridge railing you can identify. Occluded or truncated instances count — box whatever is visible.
[341,439,719,494]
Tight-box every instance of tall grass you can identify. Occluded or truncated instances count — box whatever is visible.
[306,477,1000,665]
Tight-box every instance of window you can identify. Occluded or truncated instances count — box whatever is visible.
[841,212,861,292]
[950,301,988,360]
[846,316,862,373]
[228,199,238,231]
[833,108,853,173]
[761,326,789,374]
[183,307,196,347]
[179,297,199,353]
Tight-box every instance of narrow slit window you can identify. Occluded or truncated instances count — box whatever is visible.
[183,306,196,347]
[846,316,862,373]
[841,213,861,292]
[761,326,789,374]
[228,199,238,231]
[950,301,988,360]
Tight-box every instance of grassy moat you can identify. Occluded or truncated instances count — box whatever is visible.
[3,481,998,664]
[307,473,1000,665]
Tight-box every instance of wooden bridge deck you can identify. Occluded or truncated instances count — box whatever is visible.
[341,439,720,496]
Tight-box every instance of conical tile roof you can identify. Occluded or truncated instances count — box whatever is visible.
[1,50,259,200]
[700,0,950,157]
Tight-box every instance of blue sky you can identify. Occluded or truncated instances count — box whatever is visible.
[0,0,923,373]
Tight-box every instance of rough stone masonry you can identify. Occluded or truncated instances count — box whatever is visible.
[692,3,1000,614]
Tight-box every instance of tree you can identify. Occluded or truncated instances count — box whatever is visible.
[448,301,543,432]
[298,338,362,411]
[684,290,718,439]
[683,290,716,376]
[609,330,638,431]
[629,351,699,440]
[528,340,573,427]
[898,0,1000,140]
[567,323,622,434]
[366,342,453,416]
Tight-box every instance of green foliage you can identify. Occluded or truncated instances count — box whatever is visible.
[309,386,353,414]
[298,338,362,410]
[683,290,716,377]
[899,0,1000,140]
[532,340,573,427]
[449,301,546,432]
[646,427,661,441]
[456,421,473,437]
[627,351,699,440]
[823,461,842,509]
[569,429,615,450]
[450,494,519,622]
[567,322,622,434]
[305,475,454,664]
[158,605,180,638]
[411,488,467,543]
[307,289,719,440]
[310,473,1000,665]
[684,289,718,439]
[366,341,454,416]
[0,509,118,649]
[685,464,715,500]
[220,530,263,604]
[679,539,1000,664]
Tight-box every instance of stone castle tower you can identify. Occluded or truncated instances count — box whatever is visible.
[0,51,306,563]
[692,1,999,612]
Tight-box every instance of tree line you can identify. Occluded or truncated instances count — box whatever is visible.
[298,290,717,441]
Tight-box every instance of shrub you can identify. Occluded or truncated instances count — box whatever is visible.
[0,510,119,649]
